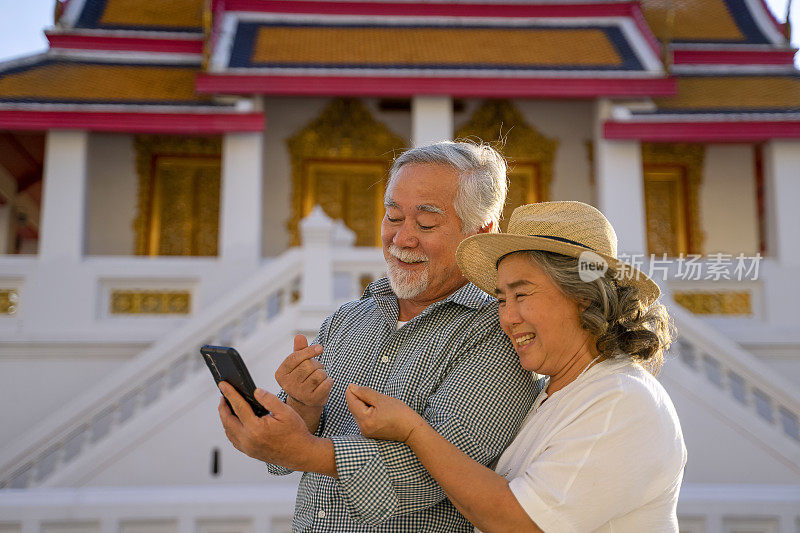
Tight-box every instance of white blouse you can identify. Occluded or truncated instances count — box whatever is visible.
[489,358,686,533]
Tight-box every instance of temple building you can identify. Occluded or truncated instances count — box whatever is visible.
[0,0,799,531]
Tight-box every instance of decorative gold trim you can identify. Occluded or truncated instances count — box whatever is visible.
[642,143,705,255]
[0,289,18,316]
[110,290,191,315]
[133,135,222,256]
[287,98,406,246]
[644,168,689,256]
[673,291,751,315]
[455,100,558,230]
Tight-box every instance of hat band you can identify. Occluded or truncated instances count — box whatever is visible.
[529,234,597,252]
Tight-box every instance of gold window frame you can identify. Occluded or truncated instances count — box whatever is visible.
[642,143,705,256]
[643,165,690,256]
[287,98,406,246]
[133,134,222,256]
[301,159,389,247]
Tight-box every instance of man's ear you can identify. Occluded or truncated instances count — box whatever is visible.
[477,220,494,234]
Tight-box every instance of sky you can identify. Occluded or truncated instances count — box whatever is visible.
[0,0,798,65]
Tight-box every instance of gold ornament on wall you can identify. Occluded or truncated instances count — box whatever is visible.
[642,142,705,256]
[0,289,18,316]
[673,291,751,315]
[455,100,558,232]
[110,290,192,315]
[287,98,406,246]
[133,135,222,256]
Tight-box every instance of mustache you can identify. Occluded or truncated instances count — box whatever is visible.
[387,244,429,263]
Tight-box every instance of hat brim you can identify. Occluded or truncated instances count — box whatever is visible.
[456,233,661,307]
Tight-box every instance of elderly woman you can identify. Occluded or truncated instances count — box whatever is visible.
[346,201,687,533]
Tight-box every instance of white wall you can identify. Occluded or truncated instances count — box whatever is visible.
[456,99,595,204]
[86,133,137,256]
[700,144,760,256]
[514,99,595,204]
[260,97,411,257]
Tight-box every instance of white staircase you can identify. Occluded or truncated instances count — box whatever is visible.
[0,208,386,489]
[662,296,800,472]
[0,250,304,489]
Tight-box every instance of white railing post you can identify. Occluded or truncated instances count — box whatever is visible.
[299,206,336,310]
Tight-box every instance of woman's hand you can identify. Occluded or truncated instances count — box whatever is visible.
[345,384,426,443]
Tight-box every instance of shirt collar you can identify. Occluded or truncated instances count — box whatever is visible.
[364,277,494,322]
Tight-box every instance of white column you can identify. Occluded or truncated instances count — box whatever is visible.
[411,96,453,147]
[763,140,800,265]
[219,132,264,266]
[38,129,89,262]
[593,100,647,257]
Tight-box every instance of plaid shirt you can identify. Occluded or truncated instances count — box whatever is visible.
[268,278,541,532]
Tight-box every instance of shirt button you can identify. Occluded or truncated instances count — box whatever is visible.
[318,510,326,519]
[381,355,389,363]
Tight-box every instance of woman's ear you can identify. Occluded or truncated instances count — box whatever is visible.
[578,297,591,312]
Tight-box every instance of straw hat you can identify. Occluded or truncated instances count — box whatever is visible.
[456,201,660,306]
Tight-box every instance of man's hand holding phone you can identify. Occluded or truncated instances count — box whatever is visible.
[275,334,334,433]
[217,383,336,477]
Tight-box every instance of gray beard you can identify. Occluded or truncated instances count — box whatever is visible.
[387,262,429,300]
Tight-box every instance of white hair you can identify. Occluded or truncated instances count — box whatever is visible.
[386,141,508,234]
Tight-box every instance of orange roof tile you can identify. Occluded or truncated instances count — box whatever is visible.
[251,26,623,68]
[99,0,203,29]
[653,76,800,111]
[0,61,212,104]
[74,0,203,31]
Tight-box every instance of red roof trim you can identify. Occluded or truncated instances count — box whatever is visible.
[224,0,640,19]
[673,48,797,65]
[604,120,800,142]
[46,32,204,54]
[0,110,264,134]
[196,74,677,97]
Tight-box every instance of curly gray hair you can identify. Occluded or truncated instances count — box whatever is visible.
[517,250,675,374]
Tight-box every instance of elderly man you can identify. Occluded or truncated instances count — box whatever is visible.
[218,141,541,531]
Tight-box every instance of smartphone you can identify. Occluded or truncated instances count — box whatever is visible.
[200,345,269,417]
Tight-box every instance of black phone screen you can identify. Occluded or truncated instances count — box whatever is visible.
[201,345,269,417]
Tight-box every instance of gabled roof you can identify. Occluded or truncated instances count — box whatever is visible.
[2,0,797,138]
[197,1,672,97]
[0,52,262,133]
[230,22,640,72]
